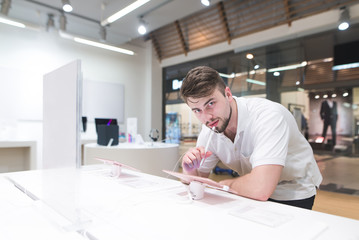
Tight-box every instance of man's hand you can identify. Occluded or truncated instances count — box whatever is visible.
[182,147,212,174]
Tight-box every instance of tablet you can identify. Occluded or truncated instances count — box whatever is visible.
[163,170,232,192]
[96,157,141,172]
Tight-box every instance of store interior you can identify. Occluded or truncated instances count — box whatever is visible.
[1,1,359,234]
[164,23,359,198]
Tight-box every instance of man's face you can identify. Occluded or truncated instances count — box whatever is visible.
[187,87,232,133]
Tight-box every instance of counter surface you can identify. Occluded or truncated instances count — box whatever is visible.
[0,140,36,172]
[2,165,359,240]
[83,142,179,177]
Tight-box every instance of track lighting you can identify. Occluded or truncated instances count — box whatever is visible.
[62,0,73,13]
[218,73,235,78]
[246,79,266,86]
[59,31,135,55]
[268,61,307,72]
[99,25,106,42]
[74,37,134,55]
[59,13,66,31]
[138,18,147,35]
[338,6,350,31]
[0,16,25,28]
[46,13,55,31]
[101,0,150,26]
[138,24,146,35]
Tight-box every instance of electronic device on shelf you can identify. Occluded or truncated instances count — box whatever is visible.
[96,157,140,177]
[162,170,233,193]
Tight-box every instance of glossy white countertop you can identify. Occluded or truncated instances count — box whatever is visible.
[2,165,359,240]
[85,142,179,149]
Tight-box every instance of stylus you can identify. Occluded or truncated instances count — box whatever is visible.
[107,138,114,147]
[200,126,215,167]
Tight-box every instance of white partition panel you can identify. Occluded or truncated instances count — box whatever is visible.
[43,60,82,169]
[82,80,124,124]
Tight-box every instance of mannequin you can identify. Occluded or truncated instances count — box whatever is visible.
[320,97,338,146]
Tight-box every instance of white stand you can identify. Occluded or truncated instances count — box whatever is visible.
[110,165,122,178]
[189,181,205,200]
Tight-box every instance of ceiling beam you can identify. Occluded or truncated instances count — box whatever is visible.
[149,33,162,61]
[217,1,231,44]
[174,20,188,56]
[283,0,292,27]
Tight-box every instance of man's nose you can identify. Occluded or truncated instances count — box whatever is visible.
[203,110,213,121]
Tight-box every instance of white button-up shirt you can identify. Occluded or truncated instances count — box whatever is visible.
[197,97,322,201]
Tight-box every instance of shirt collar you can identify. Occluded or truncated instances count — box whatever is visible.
[234,96,249,134]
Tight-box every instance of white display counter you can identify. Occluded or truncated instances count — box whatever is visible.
[83,142,179,177]
[2,165,359,240]
[0,140,36,173]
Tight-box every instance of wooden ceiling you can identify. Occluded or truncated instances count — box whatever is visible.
[148,0,357,61]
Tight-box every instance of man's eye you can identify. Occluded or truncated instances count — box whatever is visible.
[194,109,201,113]
[208,101,214,106]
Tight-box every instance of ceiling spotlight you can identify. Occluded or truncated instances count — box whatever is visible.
[315,95,320,99]
[338,6,350,31]
[323,94,328,99]
[138,24,146,35]
[201,0,210,6]
[254,64,259,69]
[246,53,254,59]
[296,81,300,85]
[137,18,147,35]
[1,0,11,15]
[331,93,337,98]
[62,0,73,13]
[273,71,280,76]
[343,92,349,97]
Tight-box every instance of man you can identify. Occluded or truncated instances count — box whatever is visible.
[180,66,322,210]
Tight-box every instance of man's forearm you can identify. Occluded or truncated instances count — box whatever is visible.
[220,165,282,201]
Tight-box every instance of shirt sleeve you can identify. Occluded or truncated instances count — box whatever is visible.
[249,109,289,168]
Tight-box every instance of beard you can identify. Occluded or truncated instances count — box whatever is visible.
[215,105,232,133]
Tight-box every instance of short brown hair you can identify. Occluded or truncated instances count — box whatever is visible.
[180,66,226,103]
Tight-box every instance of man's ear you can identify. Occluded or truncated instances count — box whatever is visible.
[225,87,233,99]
